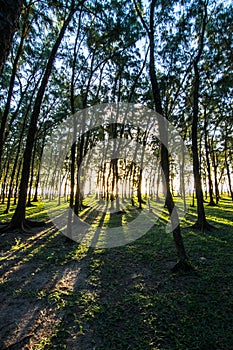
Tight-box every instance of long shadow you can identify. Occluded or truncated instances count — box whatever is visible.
[42,203,175,349]
[0,200,112,349]
[2,198,233,349]
[0,221,92,349]
[45,197,233,349]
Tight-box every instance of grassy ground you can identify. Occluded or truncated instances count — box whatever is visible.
[0,196,233,349]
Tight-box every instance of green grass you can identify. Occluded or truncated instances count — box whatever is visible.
[0,196,233,349]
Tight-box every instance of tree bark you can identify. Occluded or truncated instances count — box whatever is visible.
[210,141,219,204]
[134,0,190,270]
[191,3,212,230]
[225,137,233,202]
[4,106,28,213]
[8,4,79,230]
[203,107,216,206]
[32,130,46,202]
[0,3,30,172]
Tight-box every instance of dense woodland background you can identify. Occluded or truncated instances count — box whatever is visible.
[0,0,233,259]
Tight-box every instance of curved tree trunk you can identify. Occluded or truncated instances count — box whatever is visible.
[0,3,30,173]
[134,0,190,270]
[8,4,79,230]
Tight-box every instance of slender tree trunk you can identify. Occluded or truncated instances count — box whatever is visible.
[211,144,219,204]
[225,138,233,202]
[0,3,30,171]
[74,136,85,214]
[156,163,160,201]
[1,157,11,205]
[4,112,28,213]
[150,2,189,266]
[32,131,46,202]
[27,138,37,206]
[191,4,211,230]
[8,5,78,230]
[180,139,187,212]
[13,159,22,205]
[134,0,190,269]
[137,168,143,209]
[67,7,83,237]
[204,107,215,206]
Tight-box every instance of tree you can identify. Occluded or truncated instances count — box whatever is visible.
[1,0,85,231]
[133,0,191,271]
[0,1,33,176]
[191,1,215,230]
[0,0,24,74]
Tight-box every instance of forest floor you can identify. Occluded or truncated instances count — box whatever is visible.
[0,197,233,350]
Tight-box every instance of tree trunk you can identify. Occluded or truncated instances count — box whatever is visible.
[1,157,11,205]
[191,4,212,231]
[27,138,37,207]
[4,109,28,213]
[13,159,22,205]
[211,142,219,204]
[0,3,30,172]
[32,130,46,202]
[204,107,215,206]
[8,5,78,230]
[67,7,83,236]
[225,137,233,202]
[134,0,190,269]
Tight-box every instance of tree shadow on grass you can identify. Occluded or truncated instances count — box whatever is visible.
[1,198,233,349]
[0,223,94,349]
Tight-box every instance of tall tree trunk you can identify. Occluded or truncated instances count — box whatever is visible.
[27,138,37,206]
[8,4,79,230]
[134,0,190,270]
[67,6,83,236]
[0,3,30,172]
[191,3,211,230]
[4,106,28,213]
[204,107,215,206]
[211,142,219,204]
[180,139,187,212]
[225,137,233,202]
[13,159,22,205]
[73,48,96,215]
[1,156,11,205]
[32,130,46,202]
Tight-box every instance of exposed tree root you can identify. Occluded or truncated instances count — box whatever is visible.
[207,201,217,206]
[26,202,36,207]
[0,218,45,233]
[24,219,45,227]
[0,222,29,234]
[171,259,195,273]
[191,220,215,232]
